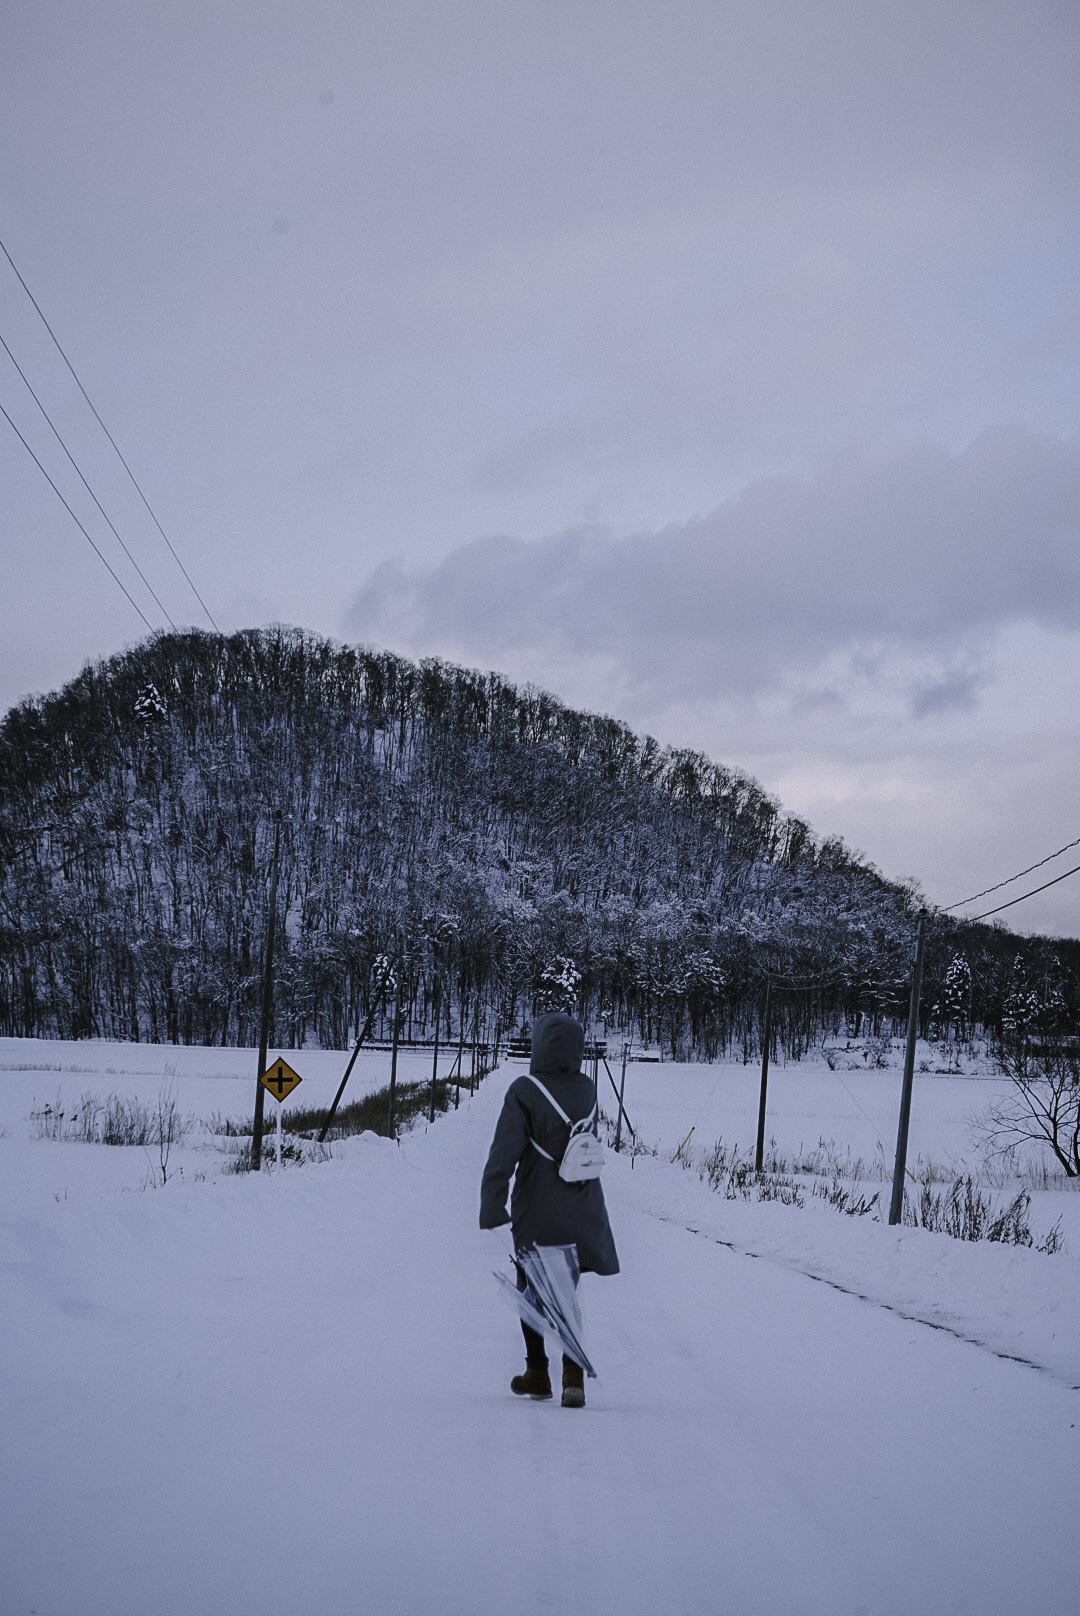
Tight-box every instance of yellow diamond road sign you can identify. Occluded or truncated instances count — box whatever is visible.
[260,1057,303,1102]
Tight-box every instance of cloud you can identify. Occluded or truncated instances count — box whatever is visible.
[344,469,1080,937]
[5,3,1080,932]
[348,427,1080,715]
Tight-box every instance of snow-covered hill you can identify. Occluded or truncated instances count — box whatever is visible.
[8,626,1073,1067]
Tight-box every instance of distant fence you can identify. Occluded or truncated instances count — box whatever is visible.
[505,1038,608,1061]
[439,1039,500,1108]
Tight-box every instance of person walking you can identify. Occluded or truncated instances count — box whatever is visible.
[480,1010,619,1407]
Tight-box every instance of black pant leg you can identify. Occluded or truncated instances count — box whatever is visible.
[516,1261,548,1364]
[521,1320,547,1363]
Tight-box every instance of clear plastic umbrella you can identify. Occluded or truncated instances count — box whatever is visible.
[493,1242,597,1378]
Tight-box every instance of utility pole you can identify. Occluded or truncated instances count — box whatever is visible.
[754,981,773,1174]
[251,813,282,1171]
[889,913,928,1226]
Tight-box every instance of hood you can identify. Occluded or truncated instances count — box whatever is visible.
[529,1012,585,1078]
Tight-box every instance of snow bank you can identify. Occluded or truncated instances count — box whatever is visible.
[609,1149,1080,1387]
[2,1041,1077,1614]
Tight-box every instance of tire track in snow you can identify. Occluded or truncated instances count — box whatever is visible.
[646,1210,1080,1392]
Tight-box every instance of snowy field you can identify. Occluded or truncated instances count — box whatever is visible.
[2,1035,1078,1614]
[605,1042,1010,1166]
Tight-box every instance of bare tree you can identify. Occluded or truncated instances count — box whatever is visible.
[981,1042,1080,1178]
[142,1082,184,1186]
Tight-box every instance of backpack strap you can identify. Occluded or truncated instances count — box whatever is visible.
[570,1104,598,1136]
[523,1073,573,1125]
[523,1074,598,1159]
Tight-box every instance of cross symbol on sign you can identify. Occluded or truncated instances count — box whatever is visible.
[260,1058,301,1101]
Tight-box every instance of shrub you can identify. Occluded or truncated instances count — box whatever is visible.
[903,1177,1062,1253]
[811,1176,879,1217]
[210,1076,455,1166]
[29,1087,192,1148]
[696,1139,804,1207]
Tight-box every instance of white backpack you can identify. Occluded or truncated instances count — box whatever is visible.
[525,1075,605,1182]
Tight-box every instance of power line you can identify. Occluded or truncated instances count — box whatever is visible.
[0,330,175,628]
[0,233,220,633]
[829,1068,888,1153]
[0,396,153,630]
[943,834,1080,911]
[969,860,1080,922]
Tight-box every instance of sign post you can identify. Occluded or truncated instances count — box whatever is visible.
[259,1057,303,1168]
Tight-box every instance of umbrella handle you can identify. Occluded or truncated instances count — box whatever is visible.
[486,1227,516,1262]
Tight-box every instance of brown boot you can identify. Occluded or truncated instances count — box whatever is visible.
[511,1359,552,1400]
[561,1356,585,1408]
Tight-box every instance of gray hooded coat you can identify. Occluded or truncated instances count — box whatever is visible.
[479,1012,620,1276]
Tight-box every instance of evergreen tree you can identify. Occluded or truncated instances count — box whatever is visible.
[942,952,972,1043]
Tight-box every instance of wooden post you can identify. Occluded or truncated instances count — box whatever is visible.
[614,1040,629,1153]
[429,973,441,1123]
[317,956,394,1142]
[457,1013,467,1096]
[889,914,928,1226]
[251,814,281,1171]
[754,981,772,1174]
[387,977,401,1140]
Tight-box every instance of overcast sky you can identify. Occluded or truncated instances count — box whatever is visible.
[2,1,1079,935]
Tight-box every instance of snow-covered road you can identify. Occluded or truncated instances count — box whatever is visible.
[2,1067,1076,1615]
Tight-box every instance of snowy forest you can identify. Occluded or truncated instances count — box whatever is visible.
[1,626,1077,1060]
